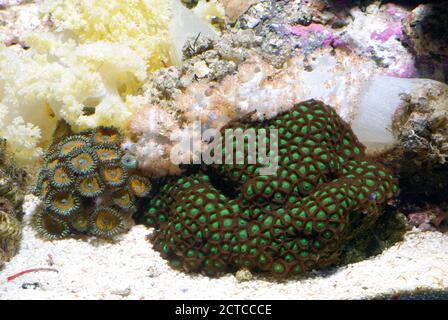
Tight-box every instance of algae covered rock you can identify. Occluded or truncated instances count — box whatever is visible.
[0,210,21,265]
[0,138,27,266]
[144,100,403,277]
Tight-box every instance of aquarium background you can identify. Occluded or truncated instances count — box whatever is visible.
[0,0,447,300]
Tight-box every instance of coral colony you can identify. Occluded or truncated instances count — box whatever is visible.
[32,127,151,240]
[144,100,398,277]
[169,121,279,175]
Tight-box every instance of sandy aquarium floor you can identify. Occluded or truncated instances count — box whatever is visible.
[0,224,447,300]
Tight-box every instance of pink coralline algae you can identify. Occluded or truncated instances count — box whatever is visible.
[385,3,408,19]
[387,62,418,78]
[386,3,398,16]
[370,22,403,43]
[286,24,346,49]
[371,3,408,43]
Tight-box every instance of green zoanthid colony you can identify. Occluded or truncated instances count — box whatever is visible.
[144,100,398,277]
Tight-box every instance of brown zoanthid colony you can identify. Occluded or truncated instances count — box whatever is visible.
[32,127,151,240]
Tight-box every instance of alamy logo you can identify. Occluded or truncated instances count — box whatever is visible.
[170,121,279,175]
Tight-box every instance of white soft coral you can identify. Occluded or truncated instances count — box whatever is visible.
[0,0,221,165]
[0,37,147,163]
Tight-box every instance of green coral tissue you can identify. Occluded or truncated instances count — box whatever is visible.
[144,100,399,277]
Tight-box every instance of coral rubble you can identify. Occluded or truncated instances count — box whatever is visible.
[144,100,400,277]
[131,47,448,178]
[402,2,448,83]
[220,0,260,22]
[32,127,151,240]
[387,80,448,208]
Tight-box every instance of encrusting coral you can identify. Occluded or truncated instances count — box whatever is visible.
[32,127,152,240]
[143,100,399,277]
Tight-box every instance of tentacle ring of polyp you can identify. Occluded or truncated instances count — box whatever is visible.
[144,100,398,277]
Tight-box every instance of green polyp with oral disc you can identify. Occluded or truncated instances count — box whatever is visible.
[144,100,400,278]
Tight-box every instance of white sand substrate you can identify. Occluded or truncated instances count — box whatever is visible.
[0,223,447,300]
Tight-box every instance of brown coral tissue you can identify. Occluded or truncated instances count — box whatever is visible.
[32,127,152,240]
